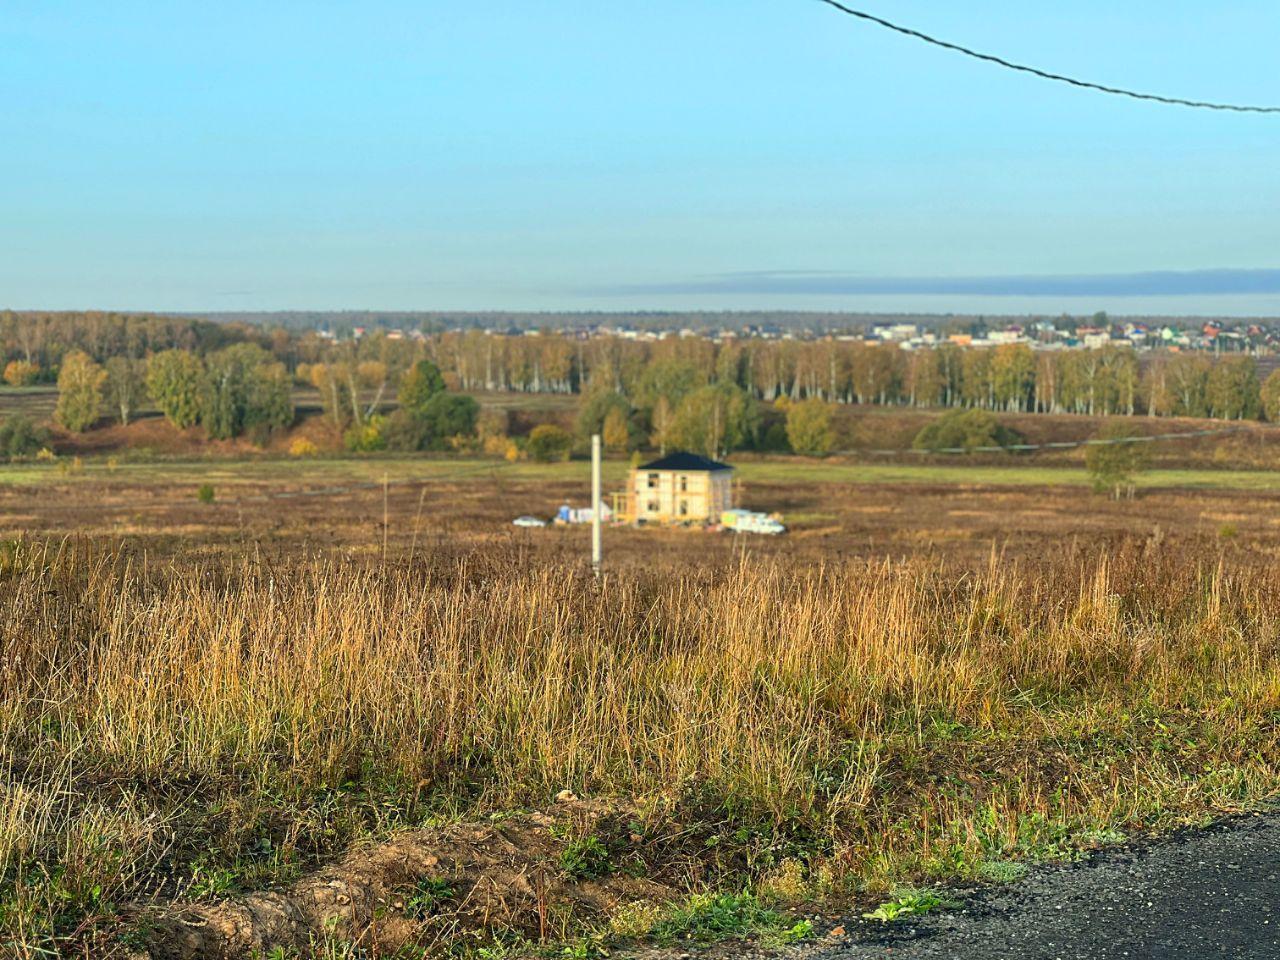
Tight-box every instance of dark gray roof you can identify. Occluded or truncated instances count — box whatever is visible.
[638,452,733,472]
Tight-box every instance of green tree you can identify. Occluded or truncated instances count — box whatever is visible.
[1260,370,1280,423]
[1206,356,1260,420]
[200,344,294,440]
[54,350,106,432]
[650,395,674,456]
[990,344,1035,412]
[1098,346,1140,416]
[1085,423,1149,499]
[959,349,994,409]
[850,343,902,405]
[381,410,430,451]
[417,393,479,449]
[0,416,49,459]
[104,356,147,426]
[913,409,1023,452]
[1164,354,1212,417]
[146,350,204,429]
[668,383,758,459]
[602,406,630,452]
[244,360,295,440]
[575,389,630,442]
[785,398,835,456]
[398,360,446,418]
[636,358,704,412]
[527,423,574,462]
[904,348,945,408]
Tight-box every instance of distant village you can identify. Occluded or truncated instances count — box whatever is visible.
[316,312,1274,355]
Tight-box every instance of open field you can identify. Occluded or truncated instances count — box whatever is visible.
[1,540,1279,957]
[6,453,1280,568]
[3,448,1280,957]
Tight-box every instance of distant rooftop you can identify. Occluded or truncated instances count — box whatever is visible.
[638,452,733,473]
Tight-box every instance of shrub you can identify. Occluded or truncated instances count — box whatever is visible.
[343,416,387,453]
[3,360,39,387]
[381,409,432,452]
[382,394,479,452]
[785,399,835,457]
[196,483,216,504]
[913,410,1023,453]
[1085,423,1149,499]
[417,393,479,449]
[759,422,791,453]
[527,424,573,462]
[0,416,49,460]
[477,408,509,443]
[289,437,319,458]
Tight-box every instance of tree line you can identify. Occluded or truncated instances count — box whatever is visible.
[5,314,1277,422]
[7,315,1280,462]
[52,345,294,440]
[431,332,1277,422]
[43,346,480,455]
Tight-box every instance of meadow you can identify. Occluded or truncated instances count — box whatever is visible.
[2,447,1280,958]
[2,538,1279,958]
[5,451,1280,568]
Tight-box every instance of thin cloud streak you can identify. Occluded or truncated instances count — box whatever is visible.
[600,269,1280,298]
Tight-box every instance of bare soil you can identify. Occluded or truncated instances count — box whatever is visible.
[139,798,673,960]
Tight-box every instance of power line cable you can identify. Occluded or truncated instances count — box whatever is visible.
[814,0,1280,114]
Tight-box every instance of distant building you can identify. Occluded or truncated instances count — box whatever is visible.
[626,452,734,524]
[1082,331,1111,349]
[872,323,920,342]
[987,329,1025,345]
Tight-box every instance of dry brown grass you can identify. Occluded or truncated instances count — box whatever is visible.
[1,540,1278,956]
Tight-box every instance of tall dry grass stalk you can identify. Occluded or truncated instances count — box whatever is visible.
[1,540,1278,950]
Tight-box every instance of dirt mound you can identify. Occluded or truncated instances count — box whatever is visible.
[138,798,673,959]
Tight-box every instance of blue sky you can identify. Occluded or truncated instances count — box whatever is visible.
[3,1,1279,315]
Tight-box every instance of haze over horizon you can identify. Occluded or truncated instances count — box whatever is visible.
[3,1,1278,316]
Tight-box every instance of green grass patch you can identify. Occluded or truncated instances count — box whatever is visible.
[862,889,946,923]
[7,452,1280,494]
[647,892,811,946]
[559,836,611,880]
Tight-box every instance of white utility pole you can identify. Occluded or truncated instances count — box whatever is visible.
[591,433,602,574]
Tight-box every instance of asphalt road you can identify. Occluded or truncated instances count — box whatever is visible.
[821,813,1280,960]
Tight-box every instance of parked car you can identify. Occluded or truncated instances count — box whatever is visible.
[720,508,786,535]
[512,515,546,528]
